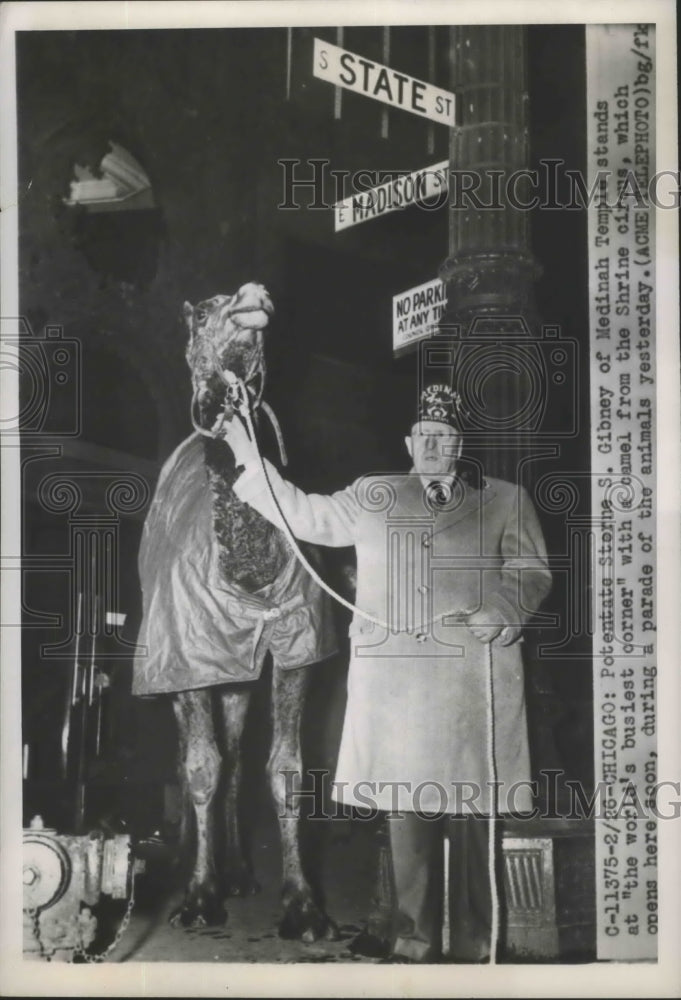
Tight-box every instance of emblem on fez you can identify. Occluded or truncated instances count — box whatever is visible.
[420,384,461,422]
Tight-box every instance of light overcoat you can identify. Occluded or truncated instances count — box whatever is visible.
[235,462,552,815]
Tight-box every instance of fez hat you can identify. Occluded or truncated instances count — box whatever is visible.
[416,384,465,430]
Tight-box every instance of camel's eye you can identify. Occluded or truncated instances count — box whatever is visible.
[195,307,208,324]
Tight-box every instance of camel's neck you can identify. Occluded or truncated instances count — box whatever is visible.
[202,438,289,593]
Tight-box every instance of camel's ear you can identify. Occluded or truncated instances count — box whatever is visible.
[182,301,194,340]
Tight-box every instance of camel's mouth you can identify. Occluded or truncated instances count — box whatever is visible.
[230,303,273,317]
[226,288,274,328]
[225,306,272,332]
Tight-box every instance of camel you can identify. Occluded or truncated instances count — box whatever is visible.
[132,283,338,941]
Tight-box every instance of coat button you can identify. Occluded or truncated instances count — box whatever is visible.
[422,537,431,548]
[418,585,429,594]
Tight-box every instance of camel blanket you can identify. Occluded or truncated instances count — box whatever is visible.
[132,434,337,695]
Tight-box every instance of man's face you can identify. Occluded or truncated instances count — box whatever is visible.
[405,420,462,477]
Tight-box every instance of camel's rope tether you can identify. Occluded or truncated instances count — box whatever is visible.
[193,366,501,963]
[485,639,499,965]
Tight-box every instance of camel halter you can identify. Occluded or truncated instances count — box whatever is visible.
[191,368,501,964]
[190,345,288,467]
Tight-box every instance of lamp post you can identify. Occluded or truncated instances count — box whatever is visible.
[438,25,542,484]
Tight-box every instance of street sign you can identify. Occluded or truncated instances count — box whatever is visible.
[313,38,456,126]
[393,278,447,356]
[335,160,448,231]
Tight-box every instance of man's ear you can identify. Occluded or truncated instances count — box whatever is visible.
[405,435,413,459]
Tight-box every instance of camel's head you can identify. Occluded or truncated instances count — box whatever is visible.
[184,282,274,431]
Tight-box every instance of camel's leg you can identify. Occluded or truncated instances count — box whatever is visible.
[269,664,338,943]
[168,731,193,884]
[216,685,261,896]
[169,690,226,928]
[173,719,194,871]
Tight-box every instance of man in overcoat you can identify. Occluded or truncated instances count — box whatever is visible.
[225,384,552,962]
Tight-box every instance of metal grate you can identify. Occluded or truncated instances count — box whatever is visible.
[504,848,544,911]
[502,836,558,956]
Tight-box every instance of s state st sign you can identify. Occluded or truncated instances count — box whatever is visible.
[313,38,456,127]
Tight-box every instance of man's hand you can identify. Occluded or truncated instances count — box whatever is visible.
[465,606,504,644]
[223,415,258,469]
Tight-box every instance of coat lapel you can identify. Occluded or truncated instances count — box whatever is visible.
[396,472,434,518]
[429,476,497,537]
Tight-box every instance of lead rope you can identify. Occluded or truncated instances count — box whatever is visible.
[260,399,288,467]
[229,374,393,630]
[190,370,379,621]
[485,640,499,965]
